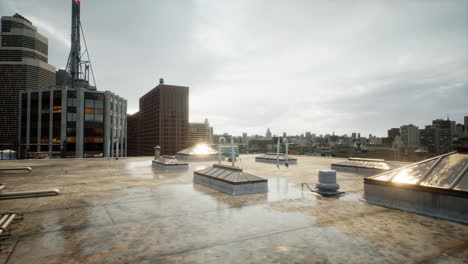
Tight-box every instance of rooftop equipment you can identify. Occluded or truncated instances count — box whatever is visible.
[255,153,298,165]
[152,155,188,171]
[364,151,468,223]
[194,164,268,196]
[0,212,23,237]
[0,167,60,200]
[331,157,405,176]
[302,170,344,196]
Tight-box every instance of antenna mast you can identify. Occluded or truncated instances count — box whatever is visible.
[66,0,96,90]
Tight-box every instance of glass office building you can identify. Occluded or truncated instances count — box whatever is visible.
[19,86,127,158]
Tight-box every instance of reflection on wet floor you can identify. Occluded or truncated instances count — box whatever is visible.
[0,156,467,264]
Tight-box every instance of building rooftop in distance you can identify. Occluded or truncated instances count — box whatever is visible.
[0,156,467,263]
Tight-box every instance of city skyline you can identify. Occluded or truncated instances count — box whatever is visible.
[1,0,467,137]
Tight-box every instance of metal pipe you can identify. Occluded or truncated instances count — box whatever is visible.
[0,167,32,173]
[0,189,59,200]
[0,214,9,227]
[231,138,235,167]
[218,144,222,164]
[0,214,16,230]
[284,137,289,167]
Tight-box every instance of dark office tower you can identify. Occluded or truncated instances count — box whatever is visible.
[128,79,189,156]
[0,14,56,146]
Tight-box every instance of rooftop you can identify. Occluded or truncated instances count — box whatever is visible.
[0,156,467,263]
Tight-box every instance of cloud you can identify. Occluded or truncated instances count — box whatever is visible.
[1,0,467,137]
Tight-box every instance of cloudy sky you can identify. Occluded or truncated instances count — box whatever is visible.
[2,0,467,137]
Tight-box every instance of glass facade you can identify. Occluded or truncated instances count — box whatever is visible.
[29,92,38,152]
[52,90,61,152]
[19,88,126,158]
[84,92,104,158]
[20,93,27,144]
[40,91,50,150]
[66,90,77,157]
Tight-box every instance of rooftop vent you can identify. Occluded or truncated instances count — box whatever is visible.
[301,169,344,196]
[159,78,164,84]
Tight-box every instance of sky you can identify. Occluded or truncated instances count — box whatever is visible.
[1,0,467,137]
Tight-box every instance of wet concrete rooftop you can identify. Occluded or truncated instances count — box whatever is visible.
[0,155,467,263]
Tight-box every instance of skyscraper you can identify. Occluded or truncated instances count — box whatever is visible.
[266,128,272,139]
[127,79,189,156]
[0,14,56,146]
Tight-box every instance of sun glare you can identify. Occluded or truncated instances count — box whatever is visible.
[193,144,215,155]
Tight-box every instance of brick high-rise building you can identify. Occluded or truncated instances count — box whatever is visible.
[127,79,189,156]
[0,14,56,146]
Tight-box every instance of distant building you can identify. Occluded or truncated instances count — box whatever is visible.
[455,124,464,137]
[387,128,400,143]
[420,119,453,156]
[0,14,56,146]
[400,124,419,148]
[464,116,468,133]
[128,79,189,156]
[188,118,213,145]
[351,133,357,140]
[242,132,248,144]
[247,138,274,153]
[266,128,272,139]
[369,136,383,145]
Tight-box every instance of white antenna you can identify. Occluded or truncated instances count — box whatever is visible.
[231,138,236,167]
[218,137,226,164]
[284,137,289,168]
[276,137,280,168]
[218,144,222,164]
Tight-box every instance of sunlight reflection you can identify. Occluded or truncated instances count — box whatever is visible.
[392,168,417,184]
[192,144,217,155]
